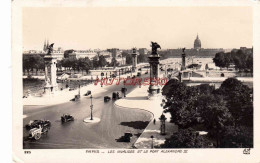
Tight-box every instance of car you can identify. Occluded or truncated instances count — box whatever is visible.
[121,87,127,93]
[112,92,121,100]
[61,114,74,123]
[25,120,51,130]
[104,96,111,102]
[71,94,80,101]
[84,90,91,96]
[28,125,49,140]
[112,74,117,78]
[120,132,133,142]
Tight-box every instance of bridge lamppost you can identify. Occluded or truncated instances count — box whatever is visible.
[123,80,126,97]
[151,135,154,149]
[90,95,93,120]
[78,80,81,96]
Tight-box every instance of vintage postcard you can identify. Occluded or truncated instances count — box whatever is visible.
[12,0,260,162]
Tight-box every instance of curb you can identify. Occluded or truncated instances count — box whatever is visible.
[114,101,155,149]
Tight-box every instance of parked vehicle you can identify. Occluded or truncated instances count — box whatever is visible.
[121,87,127,93]
[112,74,117,78]
[119,132,133,142]
[84,90,91,96]
[71,94,80,101]
[112,92,120,100]
[28,125,49,140]
[61,114,74,123]
[104,96,111,102]
[25,120,51,130]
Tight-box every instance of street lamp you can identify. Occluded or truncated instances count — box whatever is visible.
[78,80,81,96]
[90,95,93,120]
[123,80,126,97]
[151,135,154,149]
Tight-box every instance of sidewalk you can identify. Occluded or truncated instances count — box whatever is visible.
[114,84,178,148]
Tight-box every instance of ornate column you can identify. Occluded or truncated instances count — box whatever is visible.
[148,42,161,100]
[43,43,58,95]
[131,48,137,72]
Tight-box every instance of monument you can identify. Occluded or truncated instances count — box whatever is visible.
[181,48,186,71]
[148,42,161,99]
[43,43,58,95]
[131,47,137,72]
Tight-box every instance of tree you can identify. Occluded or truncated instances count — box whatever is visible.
[162,79,199,128]
[92,56,99,69]
[98,55,107,68]
[220,126,253,148]
[217,78,253,127]
[197,94,231,147]
[159,129,211,148]
[213,52,231,69]
[64,49,74,58]
[137,53,147,63]
[109,57,119,67]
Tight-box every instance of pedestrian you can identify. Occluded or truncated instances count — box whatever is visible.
[153,119,156,125]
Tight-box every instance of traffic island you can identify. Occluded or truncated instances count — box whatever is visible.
[114,84,178,148]
[83,117,101,123]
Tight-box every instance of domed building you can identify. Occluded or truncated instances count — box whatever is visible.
[194,34,201,49]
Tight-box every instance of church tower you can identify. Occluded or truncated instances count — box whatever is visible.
[194,34,201,49]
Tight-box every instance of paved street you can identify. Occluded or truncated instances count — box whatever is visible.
[23,75,152,149]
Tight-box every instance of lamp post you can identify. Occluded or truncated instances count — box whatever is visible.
[78,80,80,96]
[123,80,126,97]
[151,135,154,149]
[90,95,93,120]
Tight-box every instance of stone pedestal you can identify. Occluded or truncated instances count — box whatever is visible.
[43,54,58,95]
[132,48,137,72]
[181,52,186,71]
[148,54,161,100]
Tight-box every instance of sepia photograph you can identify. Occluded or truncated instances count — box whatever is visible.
[21,6,254,149]
[11,0,260,162]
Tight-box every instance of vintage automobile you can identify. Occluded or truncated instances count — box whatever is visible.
[112,92,121,100]
[25,120,51,130]
[104,96,111,102]
[28,125,49,140]
[119,132,133,142]
[111,74,117,78]
[61,114,74,123]
[71,94,80,101]
[84,90,91,96]
[121,87,127,93]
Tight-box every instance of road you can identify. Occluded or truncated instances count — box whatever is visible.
[23,75,152,149]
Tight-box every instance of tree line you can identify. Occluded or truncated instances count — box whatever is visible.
[160,78,253,148]
[213,49,253,72]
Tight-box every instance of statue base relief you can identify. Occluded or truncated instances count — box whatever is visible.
[43,83,58,96]
[148,84,161,100]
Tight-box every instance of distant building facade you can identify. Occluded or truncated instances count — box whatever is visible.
[139,48,148,55]
[166,34,224,57]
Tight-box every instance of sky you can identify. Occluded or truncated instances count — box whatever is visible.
[23,7,253,50]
